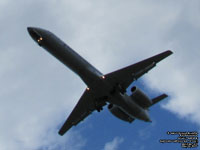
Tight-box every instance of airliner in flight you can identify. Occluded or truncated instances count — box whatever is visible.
[27,27,173,136]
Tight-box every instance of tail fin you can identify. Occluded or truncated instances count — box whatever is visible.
[150,94,168,107]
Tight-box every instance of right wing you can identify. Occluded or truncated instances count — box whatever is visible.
[104,50,173,91]
[59,89,105,136]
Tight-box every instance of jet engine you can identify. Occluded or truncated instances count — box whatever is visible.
[108,104,134,123]
[130,86,152,108]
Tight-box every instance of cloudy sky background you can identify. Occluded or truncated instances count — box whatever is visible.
[0,0,199,150]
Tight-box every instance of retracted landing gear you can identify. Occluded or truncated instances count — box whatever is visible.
[110,83,126,95]
[95,96,108,112]
[96,106,103,112]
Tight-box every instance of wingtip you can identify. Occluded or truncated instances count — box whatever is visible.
[58,131,64,136]
[166,50,173,55]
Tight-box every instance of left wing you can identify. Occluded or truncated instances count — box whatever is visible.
[104,50,173,91]
[59,89,104,136]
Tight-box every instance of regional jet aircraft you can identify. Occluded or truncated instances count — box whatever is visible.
[27,27,173,136]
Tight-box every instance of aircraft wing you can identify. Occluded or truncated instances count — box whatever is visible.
[59,89,103,136]
[104,50,173,90]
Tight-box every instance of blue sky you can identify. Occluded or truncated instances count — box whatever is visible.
[0,0,199,150]
[65,80,199,150]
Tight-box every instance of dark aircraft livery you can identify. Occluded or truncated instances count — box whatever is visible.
[27,27,173,136]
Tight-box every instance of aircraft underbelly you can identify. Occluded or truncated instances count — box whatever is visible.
[27,27,171,135]
[89,79,143,119]
[110,93,141,118]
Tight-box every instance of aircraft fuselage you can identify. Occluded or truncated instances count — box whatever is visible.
[27,27,151,122]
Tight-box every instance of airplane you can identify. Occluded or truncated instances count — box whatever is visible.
[27,27,173,136]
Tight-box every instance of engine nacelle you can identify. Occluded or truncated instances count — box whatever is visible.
[130,86,152,108]
[108,104,134,123]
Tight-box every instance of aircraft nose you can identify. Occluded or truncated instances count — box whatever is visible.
[27,27,36,37]
[27,27,32,33]
[27,27,37,34]
[27,27,43,46]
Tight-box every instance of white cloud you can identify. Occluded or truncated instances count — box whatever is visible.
[0,0,88,150]
[145,0,200,125]
[103,137,124,150]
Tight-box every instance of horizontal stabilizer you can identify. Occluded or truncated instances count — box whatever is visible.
[150,94,168,107]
